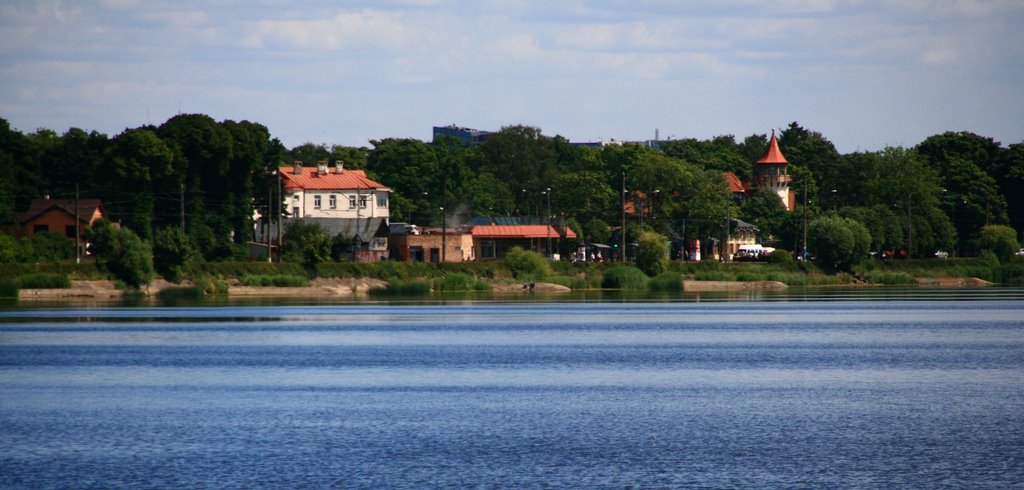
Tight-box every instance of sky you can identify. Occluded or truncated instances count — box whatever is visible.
[2,0,1022,153]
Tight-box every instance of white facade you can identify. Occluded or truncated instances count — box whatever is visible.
[286,188,389,219]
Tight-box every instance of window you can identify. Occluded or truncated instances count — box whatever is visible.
[377,195,388,208]
[359,196,368,208]
[314,195,322,208]
[66,225,77,238]
[292,206,300,217]
[329,195,337,209]
[348,196,357,208]
[33,224,49,234]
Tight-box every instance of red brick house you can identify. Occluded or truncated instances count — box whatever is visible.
[11,198,106,239]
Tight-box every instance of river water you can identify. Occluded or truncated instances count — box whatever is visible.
[2,289,1023,488]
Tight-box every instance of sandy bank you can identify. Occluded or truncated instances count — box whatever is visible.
[682,280,788,292]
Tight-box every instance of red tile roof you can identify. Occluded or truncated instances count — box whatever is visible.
[280,166,389,191]
[757,130,788,165]
[472,224,576,239]
[723,171,747,193]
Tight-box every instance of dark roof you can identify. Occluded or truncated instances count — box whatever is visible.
[17,198,104,224]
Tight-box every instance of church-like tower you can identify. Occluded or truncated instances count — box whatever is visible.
[754,130,793,210]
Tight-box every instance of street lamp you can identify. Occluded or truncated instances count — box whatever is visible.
[542,188,552,259]
[831,189,837,213]
[440,206,446,264]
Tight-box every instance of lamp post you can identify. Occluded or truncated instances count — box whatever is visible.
[543,188,552,259]
[267,169,276,262]
[831,189,837,213]
[440,206,446,265]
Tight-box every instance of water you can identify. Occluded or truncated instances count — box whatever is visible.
[2,291,1024,488]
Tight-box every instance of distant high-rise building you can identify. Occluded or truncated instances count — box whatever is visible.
[432,125,493,145]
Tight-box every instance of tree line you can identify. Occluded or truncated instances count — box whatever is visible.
[2,115,1022,268]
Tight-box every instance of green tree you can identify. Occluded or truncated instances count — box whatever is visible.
[977,224,1020,262]
[917,132,1008,254]
[636,231,670,276]
[479,125,557,209]
[741,186,788,241]
[103,128,174,240]
[85,222,153,288]
[584,218,611,244]
[153,227,196,282]
[808,216,871,271]
[282,221,330,272]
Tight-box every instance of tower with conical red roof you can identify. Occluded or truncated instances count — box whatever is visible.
[754,130,793,210]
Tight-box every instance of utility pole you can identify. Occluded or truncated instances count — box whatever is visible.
[907,197,913,258]
[267,171,273,263]
[75,183,80,264]
[802,178,808,263]
[620,172,626,262]
[277,171,283,262]
[724,194,730,262]
[544,187,552,259]
[180,183,185,233]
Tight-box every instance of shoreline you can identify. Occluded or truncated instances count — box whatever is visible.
[12,276,994,301]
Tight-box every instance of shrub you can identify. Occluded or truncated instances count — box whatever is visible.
[648,271,683,291]
[30,231,74,262]
[240,274,309,287]
[17,273,71,289]
[977,225,1020,262]
[636,231,670,276]
[766,249,795,268]
[191,276,229,295]
[0,279,18,297]
[153,227,196,282]
[601,266,648,290]
[432,272,490,292]
[504,247,551,281]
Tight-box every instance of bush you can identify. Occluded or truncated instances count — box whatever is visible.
[648,271,683,291]
[601,266,648,290]
[191,276,229,295]
[636,231,670,276]
[431,272,490,292]
[0,279,18,297]
[240,274,309,287]
[504,247,551,281]
[766,249,796,268]
[17,273,71,289]
[282,221,331,272]
[30,231,74,262]
[977,225,1020,262]
[153,227,196,282]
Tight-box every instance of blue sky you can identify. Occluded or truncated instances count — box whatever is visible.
[2,0,1022,153]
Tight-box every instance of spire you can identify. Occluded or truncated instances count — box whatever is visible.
[757,129,788,165]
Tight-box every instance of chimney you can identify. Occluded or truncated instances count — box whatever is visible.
[317,160,328,175]
[293,161,303,175]
[335,160,344,174]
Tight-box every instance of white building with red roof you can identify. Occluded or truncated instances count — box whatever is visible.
[280,160,390,220]
[271,160,392,261]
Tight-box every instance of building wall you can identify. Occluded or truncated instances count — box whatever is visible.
[285,189,389,220]
[21,208,103,238]
[390,232,473,262]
